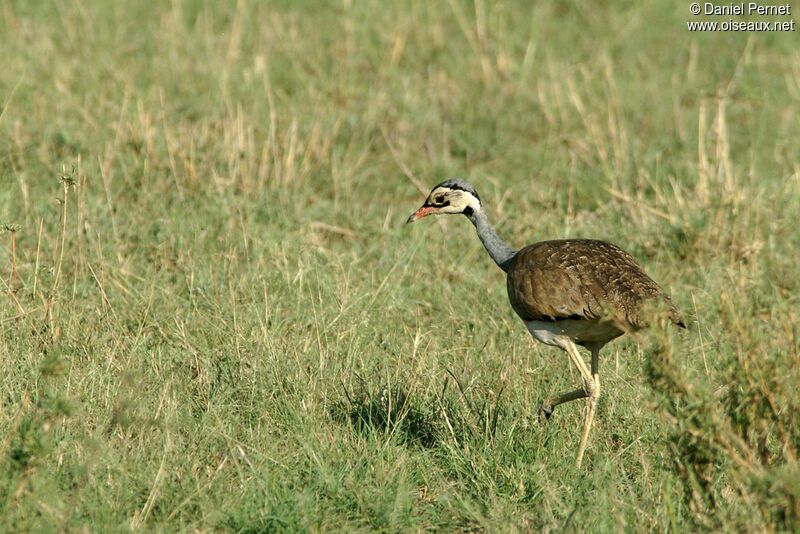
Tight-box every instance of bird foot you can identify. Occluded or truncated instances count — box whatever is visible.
[537,403,554,423]
[582,379,596,398]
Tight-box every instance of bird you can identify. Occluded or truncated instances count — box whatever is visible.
[407,178,684,467]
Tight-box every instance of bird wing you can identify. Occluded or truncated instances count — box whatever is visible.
[506,239,683,328]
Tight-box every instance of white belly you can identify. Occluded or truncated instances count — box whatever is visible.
[526,319,623,347]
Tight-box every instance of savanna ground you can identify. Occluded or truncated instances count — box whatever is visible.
[1,1,799,531]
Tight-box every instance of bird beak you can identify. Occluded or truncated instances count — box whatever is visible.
[406,206,435,224]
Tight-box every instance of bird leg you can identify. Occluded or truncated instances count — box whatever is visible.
[575,345,602,468]
[537,339,595,421]
[536,339,603,468]
[537,388,587,421]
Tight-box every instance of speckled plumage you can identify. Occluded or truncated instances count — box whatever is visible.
[507,239,684,340]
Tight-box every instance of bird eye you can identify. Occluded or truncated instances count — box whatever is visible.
[434,195,445,205]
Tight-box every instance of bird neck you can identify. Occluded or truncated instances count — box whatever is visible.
[467,208,517,272]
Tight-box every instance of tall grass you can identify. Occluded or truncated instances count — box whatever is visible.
[1,1,798,531]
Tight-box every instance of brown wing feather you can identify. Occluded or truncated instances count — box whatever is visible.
[507,239,683,328]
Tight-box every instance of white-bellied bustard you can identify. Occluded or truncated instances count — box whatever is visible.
[407,179,684,467]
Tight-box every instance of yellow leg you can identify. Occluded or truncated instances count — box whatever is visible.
[538,388,588,421]
[538,340,594,420]
[575,344,602,468]
[575,374,599,468]
[535,337,605,468]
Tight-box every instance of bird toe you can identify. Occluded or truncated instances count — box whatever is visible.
[537,403,554,423]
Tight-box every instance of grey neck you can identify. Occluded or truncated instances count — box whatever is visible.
[467,208,517,272]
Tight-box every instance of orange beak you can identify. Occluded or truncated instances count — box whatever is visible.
[406,206,435,224]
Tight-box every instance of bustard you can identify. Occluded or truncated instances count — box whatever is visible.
[407,179,684,467]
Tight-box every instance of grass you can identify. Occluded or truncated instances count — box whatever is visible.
[1,0,798,531]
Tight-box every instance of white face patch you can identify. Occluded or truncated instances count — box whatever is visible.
[426,187,480,215]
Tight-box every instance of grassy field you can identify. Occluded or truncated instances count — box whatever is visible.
[1,1,799,531]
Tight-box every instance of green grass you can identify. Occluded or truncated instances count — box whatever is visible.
[1,0,799,531]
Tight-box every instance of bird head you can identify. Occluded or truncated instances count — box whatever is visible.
[406,179,482,224]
